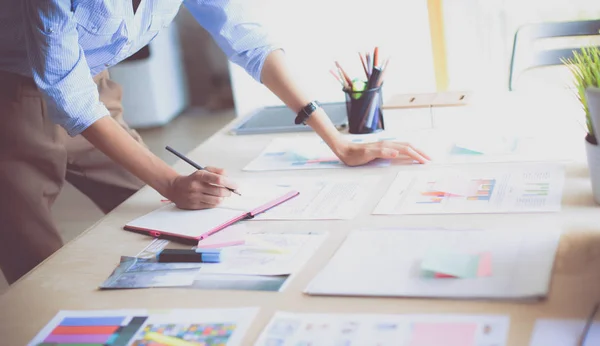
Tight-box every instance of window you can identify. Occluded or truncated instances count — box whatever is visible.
[442,0,600,91]
[229,0,436,116]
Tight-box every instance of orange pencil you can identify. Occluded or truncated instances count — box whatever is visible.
[335,61,353,87]
[373,47,380,68]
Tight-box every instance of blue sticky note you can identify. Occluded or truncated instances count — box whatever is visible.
[421,252,480,278]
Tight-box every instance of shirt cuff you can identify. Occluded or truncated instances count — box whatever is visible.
[60,101,110,137]
[245,46,284,84]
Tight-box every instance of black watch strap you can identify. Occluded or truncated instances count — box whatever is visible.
[295,101,321,125]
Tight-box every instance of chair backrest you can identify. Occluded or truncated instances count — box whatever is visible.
[509,19,600,90]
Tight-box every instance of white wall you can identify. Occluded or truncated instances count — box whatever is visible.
[442,0,600,91]
[229,0,436,117]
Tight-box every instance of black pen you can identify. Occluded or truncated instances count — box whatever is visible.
[165,146,241,196]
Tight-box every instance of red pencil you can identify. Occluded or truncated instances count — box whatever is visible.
[329,69,345,87]
[335,61,353,87]
[358,52,369,79]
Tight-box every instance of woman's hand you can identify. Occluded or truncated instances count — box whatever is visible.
[335,140,430,166]
[166,167,238,210]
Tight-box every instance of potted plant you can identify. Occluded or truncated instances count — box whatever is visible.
[563,46,600,204]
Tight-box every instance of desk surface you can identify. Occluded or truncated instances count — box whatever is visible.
[2,92,599,345]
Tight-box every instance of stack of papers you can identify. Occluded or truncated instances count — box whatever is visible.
[305,227,561,300]
[103,231,327,292]
[255,311,510,346]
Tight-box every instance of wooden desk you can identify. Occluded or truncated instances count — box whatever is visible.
[1,92,599,345]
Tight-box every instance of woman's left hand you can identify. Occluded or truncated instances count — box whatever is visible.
[335,140,430,166]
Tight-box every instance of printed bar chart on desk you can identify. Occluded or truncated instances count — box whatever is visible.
[373,163,565,215]
[28,308,258,346]
[254,311,510,346]
[305,227,560,300]
[243,135,398,171]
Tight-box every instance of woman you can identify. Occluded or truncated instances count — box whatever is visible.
[0,0,429,284]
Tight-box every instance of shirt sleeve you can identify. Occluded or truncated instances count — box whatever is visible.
[22,1,109,136]
[183,0,281,83]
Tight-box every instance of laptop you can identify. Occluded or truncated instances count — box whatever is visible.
[230,102,348,135]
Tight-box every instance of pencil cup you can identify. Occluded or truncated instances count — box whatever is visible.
[344,86,385,134]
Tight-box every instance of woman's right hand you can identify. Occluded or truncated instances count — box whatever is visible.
[166,166,238,210]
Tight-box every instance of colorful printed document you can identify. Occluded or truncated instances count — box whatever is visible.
[254,311,510,346]
[373,164,565,215]
[100,256,202,289]
[199,231,328,276]
[305,227,560,300]
[28,308,258,346]
[530,319,600,346]
[247,175,381,220]
[243,135,395,171]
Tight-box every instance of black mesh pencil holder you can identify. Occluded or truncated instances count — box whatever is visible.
[344,86,385,134]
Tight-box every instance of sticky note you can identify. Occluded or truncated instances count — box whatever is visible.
[421,252,480,279]
[477,252,493,277]
[409,322,477,346]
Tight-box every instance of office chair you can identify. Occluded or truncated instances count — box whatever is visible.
[508,19,600,91]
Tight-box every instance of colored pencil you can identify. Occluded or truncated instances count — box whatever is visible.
[335,61,353,87]
[359,52,369,78]
[329,69,345,88]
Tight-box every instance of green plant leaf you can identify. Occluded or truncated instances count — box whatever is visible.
[562,46,600,140]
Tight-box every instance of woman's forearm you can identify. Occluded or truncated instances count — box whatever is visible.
[260,50,348,156]
[81,116,179,197]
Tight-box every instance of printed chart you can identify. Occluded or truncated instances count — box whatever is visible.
[255,312,510,346]
[373,164,565,215]
[244,136,396,171]
[28,308,258,346]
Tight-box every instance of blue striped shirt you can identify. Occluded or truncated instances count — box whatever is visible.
[0,0,279,136]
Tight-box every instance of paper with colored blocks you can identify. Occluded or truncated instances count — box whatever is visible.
[28,308,258,346]
[409,322,478,346]
[254,311,509,346]
[421,252,493,279]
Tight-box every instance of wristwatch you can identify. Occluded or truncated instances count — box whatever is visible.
[294,101,321,125]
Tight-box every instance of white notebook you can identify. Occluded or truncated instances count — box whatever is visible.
[305,227,561,300]
[124,183,298,244]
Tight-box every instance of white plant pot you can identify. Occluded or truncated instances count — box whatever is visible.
[586,138,600,204]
